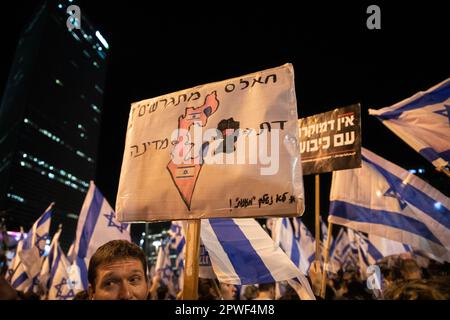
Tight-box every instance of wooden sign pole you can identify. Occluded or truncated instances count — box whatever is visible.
[182,219,201,300]
[315,174,321,261]
[320,222,333,299]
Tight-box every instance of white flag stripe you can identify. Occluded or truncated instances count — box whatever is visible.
[329,148,450,262]
[200,219,239,284]
[201,218,315,299]
[369,78,450,168]
[71,181,131,290]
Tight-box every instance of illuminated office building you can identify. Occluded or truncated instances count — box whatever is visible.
[0,1,109,249]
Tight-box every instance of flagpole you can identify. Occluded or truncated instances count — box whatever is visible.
[183,219,201,300]
[320,221,333,299]
[315,174,321,261]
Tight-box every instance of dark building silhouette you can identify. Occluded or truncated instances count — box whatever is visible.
[0,0,109,249]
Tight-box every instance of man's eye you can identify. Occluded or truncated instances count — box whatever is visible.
[130,276,142,284]
[104,280,116,287]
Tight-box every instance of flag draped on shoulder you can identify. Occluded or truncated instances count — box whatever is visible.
[369,78,450,169]
[70,181,131,290]
[329,148,450,262]
[201,218,315,300]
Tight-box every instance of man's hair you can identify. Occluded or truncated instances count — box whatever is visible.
[258,282,275,292]
[400,259,422,279]
[88,240,148,288]
[384,279,449,300]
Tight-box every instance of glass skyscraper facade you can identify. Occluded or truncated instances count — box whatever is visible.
[0,0,108,249]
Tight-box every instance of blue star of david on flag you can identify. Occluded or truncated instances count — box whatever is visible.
[383,186,408,210]
[433,104,450,123]
[35,232,49,256]
[104,211,129,233]
[54,278,75,300]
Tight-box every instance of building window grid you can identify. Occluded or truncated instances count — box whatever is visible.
[19,151,89,193]
[23,118,95,163]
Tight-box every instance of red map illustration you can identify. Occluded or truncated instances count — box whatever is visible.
[167,92,219,210]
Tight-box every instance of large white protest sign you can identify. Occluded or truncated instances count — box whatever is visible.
[116,63,304,221]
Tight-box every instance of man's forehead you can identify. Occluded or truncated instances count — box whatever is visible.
[97,258,144,273]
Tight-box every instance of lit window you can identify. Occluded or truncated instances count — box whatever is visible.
[67,213,79,220]
[71,32,81,42]
[22,119,93,163]
[94,84,104,94]
[91,104,101,114]
[95,31,109,49]
[7,193,25,203]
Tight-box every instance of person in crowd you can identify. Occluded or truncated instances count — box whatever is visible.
[242,285,258,300]
[253,282,275,300]
[218,282,237,300]
[384,279,449,300]
[87,240,149,300]
[198,278,219,300]
[0,275,18,300]
[400,259,422,281]
[278,284,299,300]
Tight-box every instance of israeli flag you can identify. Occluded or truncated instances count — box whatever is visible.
[340,228,360,271]
[198,241,216,279]
[5,227,24,282]
[368,234,412,258]
[155,242,173,285]
[7,228,33,291]
[328,228,349,272]
[329,148,450,262]
[351,230,377,278]
[39,226,63,295]
[273,218,315,275]
[201,218,315,300]
[369,78,450,169]
[19,203,53,281]
[329,228,346,263]
[168,221,185,269]
[48,244,76,300]
[320,216,333,246]
[70,181,131,290]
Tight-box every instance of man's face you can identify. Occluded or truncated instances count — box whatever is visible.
[220,283,237,300]
[89,258,149,300]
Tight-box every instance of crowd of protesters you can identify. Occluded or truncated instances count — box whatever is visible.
[1,238,449,300]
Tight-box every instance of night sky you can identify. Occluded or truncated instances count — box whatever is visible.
[1,1,449,236]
